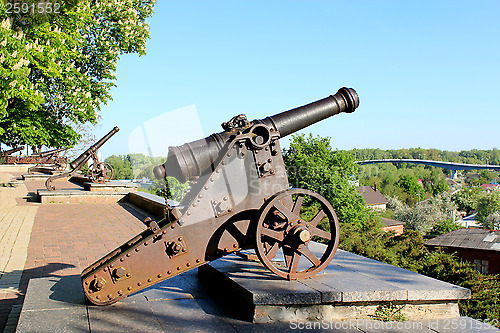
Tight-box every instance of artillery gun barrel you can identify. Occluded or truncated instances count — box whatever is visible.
[154,88,359,183]
[1,146,24,156]
[70,127,119,169]
[262,87,358,137]
[39,147,67,158]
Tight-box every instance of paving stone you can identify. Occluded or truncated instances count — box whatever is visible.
[141,273,204,301]
[149,298,236,333]
[15,307,89,333]
[88,295,164,333]
[21,276,85,311]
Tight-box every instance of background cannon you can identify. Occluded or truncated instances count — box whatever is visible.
[81,88,359,305]
[27,147,68,174]
[45,127,119,190]
[0,146,24,157]
[1,146,25,164]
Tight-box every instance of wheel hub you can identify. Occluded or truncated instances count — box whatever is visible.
[290,224,311,244]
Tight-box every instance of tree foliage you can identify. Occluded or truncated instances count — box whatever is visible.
[476,191,500,224]
[104,154,133,180]
[0,0,155,149]
[483,212,500,230]
[397,174,423,201]
[452,188,481,214]
[393,194,458,234]
[283,133,372,227]
[429,218,462,236]
[105,153,189,202]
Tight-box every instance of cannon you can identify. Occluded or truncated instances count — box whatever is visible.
[45,127,119,190]
[81,88,359,305]
[0,146,24,157]
[27,147,68,174]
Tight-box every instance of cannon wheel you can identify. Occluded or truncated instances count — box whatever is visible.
[89,162,114,183]
[254,189,339,280]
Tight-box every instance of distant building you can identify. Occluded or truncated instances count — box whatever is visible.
[381,217,405,236]
[425,229,500,274]
[358,185,388,211]
[481,183,500,191]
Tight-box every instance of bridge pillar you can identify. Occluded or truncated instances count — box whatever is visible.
[452,170,458,180]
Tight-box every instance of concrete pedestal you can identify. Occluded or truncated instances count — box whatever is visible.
[37,181,138,203]
[198,244,471,323]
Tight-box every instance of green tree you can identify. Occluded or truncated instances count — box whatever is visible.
[429,219,462,236]
[483,212,500,230]
[0,1,155,149]
[452,188,481,214]
[105,155,133,180]
[283,134,371,227]
[476,192,500,224]
[394,194,458,234]
[479,170,498,185]
[397,174,423,203]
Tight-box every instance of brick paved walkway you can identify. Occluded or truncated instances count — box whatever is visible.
[0,171,147,332]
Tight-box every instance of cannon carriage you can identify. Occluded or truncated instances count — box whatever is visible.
[81,87,359,305]
[45,127,119,190]
[27,147,68,174]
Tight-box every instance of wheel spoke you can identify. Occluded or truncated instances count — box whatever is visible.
[292,195,304,216]
[265,242,280,260]
[310,209,326,227]
[260,227,285,242]
[310,225,331,240]
[298,245,321,267]
[288,252,300,275]
[283,246,294,267]
[273,200,299,221]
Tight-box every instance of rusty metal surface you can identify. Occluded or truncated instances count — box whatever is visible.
[81,88,359,306]
[45,127,119,190]
[27,148,68,173]
[254,189,340,280]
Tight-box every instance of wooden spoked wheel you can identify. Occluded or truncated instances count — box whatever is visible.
[89,162,114,183]
[254,189,340,280]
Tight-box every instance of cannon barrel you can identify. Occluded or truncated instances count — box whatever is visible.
[1,146,24,156]
[38,147,67,158]
[154,87,359,183]
[70,127,119,169]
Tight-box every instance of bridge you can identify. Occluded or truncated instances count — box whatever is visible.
[356,159,500,179]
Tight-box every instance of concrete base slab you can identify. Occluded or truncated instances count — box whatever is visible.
[37,189,130,203]
[15,276,88,333]
[22,171,65,180]
[83,180,138,192]
[15,267,500,332]
[0,165,35,173]
[198,244,471,323]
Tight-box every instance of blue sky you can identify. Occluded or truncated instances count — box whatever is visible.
[96,0,500,158]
